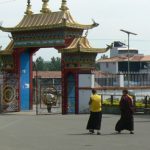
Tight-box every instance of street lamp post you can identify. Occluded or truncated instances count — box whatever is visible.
[120,29,137,87]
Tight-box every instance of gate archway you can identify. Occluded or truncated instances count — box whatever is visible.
[0,0,108,114]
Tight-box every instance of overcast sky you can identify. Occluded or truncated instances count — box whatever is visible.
[0,0,150,60]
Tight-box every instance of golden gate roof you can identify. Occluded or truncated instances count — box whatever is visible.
[59,37,108,53]
[0,11,98,32]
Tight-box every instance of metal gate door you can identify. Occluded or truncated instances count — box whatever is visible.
[34,83,61,115]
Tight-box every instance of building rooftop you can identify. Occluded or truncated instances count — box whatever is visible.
[92,70,113,77]
[32,70,111,79]
[0,11,98,32]
[97,55,150,63]
[32,71,61,79]
[0,41,14,55]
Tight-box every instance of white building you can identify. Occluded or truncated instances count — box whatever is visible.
[110,41,138,57]
[97,41,150,74]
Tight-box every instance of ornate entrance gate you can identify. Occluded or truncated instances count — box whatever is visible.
[0,0,108,114]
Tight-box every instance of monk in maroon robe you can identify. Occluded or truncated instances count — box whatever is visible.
[115,89,134,134]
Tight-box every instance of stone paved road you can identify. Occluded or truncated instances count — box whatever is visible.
[0,113,150,150]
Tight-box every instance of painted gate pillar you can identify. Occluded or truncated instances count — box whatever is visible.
[61,52,96,114]
[60,37,107,114]
[20,51,30,110]
[0,44,35,111]
[62,67,94,114]
[14,48,37,111]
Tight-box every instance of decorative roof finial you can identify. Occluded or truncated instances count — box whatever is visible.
[40,0,51,13]
[60,0,69,11]
[25,0,33,15]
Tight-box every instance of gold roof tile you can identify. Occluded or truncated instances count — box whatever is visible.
[0,11,97,32]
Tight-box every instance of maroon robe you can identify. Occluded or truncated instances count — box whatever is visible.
[115,95,134,132]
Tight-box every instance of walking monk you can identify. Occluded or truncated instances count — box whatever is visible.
[115,89,134,134]
[86,89,102,135]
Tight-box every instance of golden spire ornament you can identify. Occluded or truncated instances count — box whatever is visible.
[60,0,69,11]
[40,0,51,13]
[25,0,33,15]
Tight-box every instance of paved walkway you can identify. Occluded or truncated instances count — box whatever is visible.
[0,113,150,150]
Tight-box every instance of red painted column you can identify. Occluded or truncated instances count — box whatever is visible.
[61,54,67,114]
[13,50,21,111]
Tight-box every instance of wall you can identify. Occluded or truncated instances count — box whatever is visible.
[79,74,94,88]
[78,74,94,113]
[100,62,118,74]
[79,89,91,113]
[110,48,118,57]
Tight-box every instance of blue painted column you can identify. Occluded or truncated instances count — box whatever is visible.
[67,74,75,113]
[20,51,30,110]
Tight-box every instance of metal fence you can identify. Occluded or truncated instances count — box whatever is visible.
[95,73,150,87]
[100,93,150,114]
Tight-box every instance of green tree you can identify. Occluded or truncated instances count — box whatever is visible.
[35,56,45,71]
[48,57,61,71]
[33,56,61,71]
[44,61,51,71]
